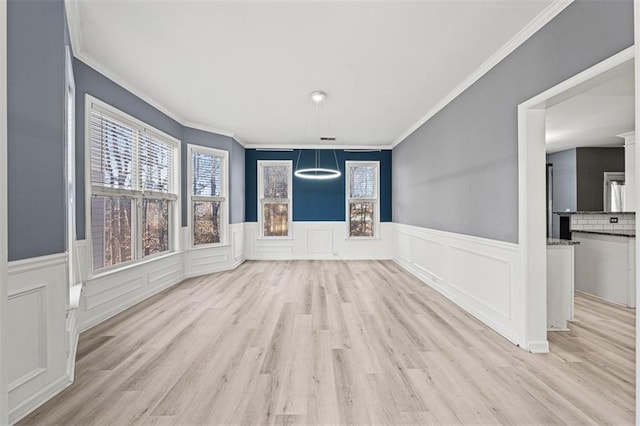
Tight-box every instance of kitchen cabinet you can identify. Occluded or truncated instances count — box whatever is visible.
[573,231,635,307]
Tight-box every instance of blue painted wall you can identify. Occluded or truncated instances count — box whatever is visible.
[73,59,184,240]
[74,61,246,237]
[7,0,67,261]
[393,0,633,243]
[245,149,392,222]
[182,127,245,225]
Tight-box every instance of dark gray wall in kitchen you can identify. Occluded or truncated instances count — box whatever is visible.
[7,0,66,260]
[392,0,633,243]
[576,147,625,212]
[546,149,576,238]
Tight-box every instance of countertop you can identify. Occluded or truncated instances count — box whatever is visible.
[572,230,636,237]
[547,238,581,246]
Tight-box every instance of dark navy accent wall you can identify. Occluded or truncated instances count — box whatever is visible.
[7,0,67,260]
[245,149,391,222]
[181,127,245,225]
[392,0,634,243]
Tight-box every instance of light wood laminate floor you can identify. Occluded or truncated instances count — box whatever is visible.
[20,260,635,425]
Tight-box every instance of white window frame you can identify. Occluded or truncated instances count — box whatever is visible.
[345,161,380,239]
[85,94,181,277]
[187,144,229,248]
[65,45,79,309]
[258,160,293,239]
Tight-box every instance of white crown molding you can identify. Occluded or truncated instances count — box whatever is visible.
[244,143,393,150]
[65,0,240,142]
[391,0,574,148]
[617,131,636,141]
[183,121,235,139]
[232,135,246,147]
[75,50,188,124]
[66,0,572,151]
[64,0,82,55]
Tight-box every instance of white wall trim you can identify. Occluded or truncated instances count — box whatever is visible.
[245,143,393,150]
[183,121,235,139]
[63,0,81,57]
[9,375,72,425]
[527,341,550,354]
[7,253,67,275]
[391,0,574,148]
[0,0,8,421]
[63,4,241,144]
[76,50,186,125]
[635,2,640,421]
[7,254,69,424]
[517,46,635,354]
[78,271,179,333]
[64,0,573,151]
[392,223,524,347]
[245,221,393,260]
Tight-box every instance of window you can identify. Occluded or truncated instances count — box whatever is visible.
[188,145,228,246]
[346,161,379,238]
[258,160,292,237]
[88,96,179,272]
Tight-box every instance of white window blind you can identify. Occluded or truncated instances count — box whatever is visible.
[139,132,174,194]
[262,165,289,199]
[192,151,222,197]
[90,109,135,190]
[346,161,379,238]
[189,146,227,247]
[258,161,292,238]
[90,106,177,197]
[349,166,376,199]
[88,97,179,272]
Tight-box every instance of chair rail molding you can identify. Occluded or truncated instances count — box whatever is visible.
[392,223,524,348]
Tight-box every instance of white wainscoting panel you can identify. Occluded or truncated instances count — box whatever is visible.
[244,222,393,260]
[77,251,184,332]
[393,223,525,348]
[79,223,245,331]
[183,222,245,278]
[7,254,70,424]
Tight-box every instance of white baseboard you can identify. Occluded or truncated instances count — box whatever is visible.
[392,223,527,349]
[9,374,71,424]
[77,269,184,333]
[528,341,550,354]
[8,221,553,421]
[7,254,70,424]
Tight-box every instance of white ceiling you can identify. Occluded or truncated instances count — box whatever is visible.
[70,0,557,147]
[545,60,635,154]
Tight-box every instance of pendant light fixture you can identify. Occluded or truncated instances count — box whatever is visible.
[294,91,342,180]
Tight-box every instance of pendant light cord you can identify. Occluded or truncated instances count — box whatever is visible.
[293,91,341,179]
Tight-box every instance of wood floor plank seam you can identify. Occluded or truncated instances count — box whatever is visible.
[18,260,635,425]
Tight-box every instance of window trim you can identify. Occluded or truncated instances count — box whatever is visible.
[257,160,293,239]
[187,144,230,248]
[85,94,181,277]
[345,160,380,240]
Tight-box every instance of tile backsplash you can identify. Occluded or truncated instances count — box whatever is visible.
[570,213,635,232]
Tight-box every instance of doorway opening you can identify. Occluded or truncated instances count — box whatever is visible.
[518,46,635,353]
